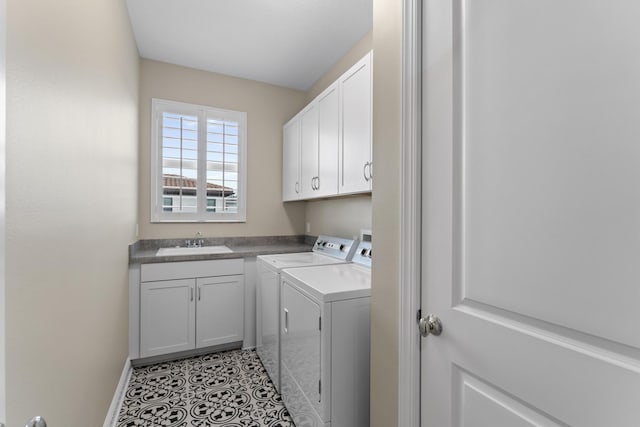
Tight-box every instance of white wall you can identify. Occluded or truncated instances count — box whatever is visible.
[306,30,373,103]
[304,196,371,239]
[6,0,139,425]
[371,0,402,424]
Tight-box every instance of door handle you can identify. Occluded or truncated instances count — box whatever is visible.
[190,286,194,302]
[25,417,47,427]
[295,182,300,193]
[363,162,371,182]
[284,308,289,333]
[198,286,201,301]
[368,162,373,180]
[419,314,443,337]
[311,176,320,190]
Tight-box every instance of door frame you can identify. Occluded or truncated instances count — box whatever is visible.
[398,0,421,426]
[0,0,6,422]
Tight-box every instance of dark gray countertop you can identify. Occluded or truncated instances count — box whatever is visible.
[129,235,315,264]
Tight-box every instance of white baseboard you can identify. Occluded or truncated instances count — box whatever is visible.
[103,358,132,427]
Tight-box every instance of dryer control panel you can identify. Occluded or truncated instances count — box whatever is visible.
[313,235,358,260]
[351,241,372,268]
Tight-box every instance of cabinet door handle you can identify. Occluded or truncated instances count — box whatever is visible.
[198,286,201,301]
[190,286,194,302]
[368,162,373,180]
[311,177,316,190]
[295,182,299,193]
[316,176,320,190]
[363,162,370,182]
[284,308,289,333]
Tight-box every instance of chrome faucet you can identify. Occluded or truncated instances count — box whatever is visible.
[186,232,204,248]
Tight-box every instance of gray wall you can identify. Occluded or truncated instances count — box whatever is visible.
[303,32,373,240]
[6,0,139,424]
[138,59,307,239]
[137,34,373,242]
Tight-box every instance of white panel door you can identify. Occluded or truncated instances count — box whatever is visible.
[300,104,319,199]
[140,279,195,358]
[421,1,640,426]
[282,117,300,201]
[339,52,372,195]
[196,275,244,348]
[316,83,340,198]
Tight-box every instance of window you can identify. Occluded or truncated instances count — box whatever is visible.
[151,98,247,222]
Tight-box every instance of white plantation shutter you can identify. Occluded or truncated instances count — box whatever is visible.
[206,117,239,213]
[161,112,199,213]
[151,99,247,222]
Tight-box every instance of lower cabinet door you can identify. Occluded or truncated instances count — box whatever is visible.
[196,275,244,348]
[140,278,196,358]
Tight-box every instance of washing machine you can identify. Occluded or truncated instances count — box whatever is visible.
[255,235,357,392]
[279,241,372,427]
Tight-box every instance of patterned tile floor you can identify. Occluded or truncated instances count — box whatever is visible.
[117,349,295,427]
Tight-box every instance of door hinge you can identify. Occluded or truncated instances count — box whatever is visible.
[319,316,322,331]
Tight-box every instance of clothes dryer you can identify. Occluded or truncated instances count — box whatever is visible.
[279,241,372,427]
[255,235,356,392]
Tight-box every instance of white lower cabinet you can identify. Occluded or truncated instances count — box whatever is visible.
[196,275,244,348]
[136,259,244,359]
[140,278,196,358]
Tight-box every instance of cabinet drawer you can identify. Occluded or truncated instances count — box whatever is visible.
[141,259,244,282]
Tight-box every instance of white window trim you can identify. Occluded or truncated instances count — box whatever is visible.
[150,98,247,222]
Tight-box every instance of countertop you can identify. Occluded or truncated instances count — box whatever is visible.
[129,235,315,264]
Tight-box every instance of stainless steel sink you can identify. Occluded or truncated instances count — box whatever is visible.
[156,245,233,256]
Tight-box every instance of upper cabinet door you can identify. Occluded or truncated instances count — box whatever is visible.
[339,52,372,195]
[316,83,340,198]
[300,104,319,199]
[282,116,301,201]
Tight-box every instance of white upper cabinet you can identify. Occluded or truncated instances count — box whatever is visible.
[316,83,340,198]
[300,103,319,199]
[339,51,372,195]
[282,117,301,201]
[282,51,372,202]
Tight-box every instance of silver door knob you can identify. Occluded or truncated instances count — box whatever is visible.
[419,314,443,337]
[25,416,47,427]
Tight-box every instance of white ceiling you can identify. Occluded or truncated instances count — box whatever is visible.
[126,0,373,91]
